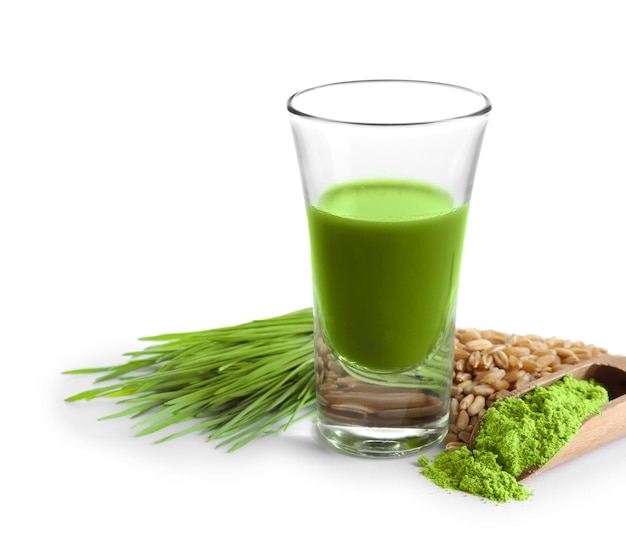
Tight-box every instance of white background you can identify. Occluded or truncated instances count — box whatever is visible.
[2,1,625,535]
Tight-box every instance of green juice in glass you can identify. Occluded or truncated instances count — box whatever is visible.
[307,178,469,372]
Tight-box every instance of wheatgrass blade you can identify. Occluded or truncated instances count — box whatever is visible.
[64,383,127,402]
[147,363,317,450]
[217,406,315,452]
[127,346,315,444]
[208,361,309,437]
[99,401,161,421]
[63,308,317,451]
[131,403,208,437]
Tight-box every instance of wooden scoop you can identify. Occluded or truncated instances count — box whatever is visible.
[468,354,626,480]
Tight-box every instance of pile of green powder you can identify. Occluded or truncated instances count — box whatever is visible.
[418,374,609,503]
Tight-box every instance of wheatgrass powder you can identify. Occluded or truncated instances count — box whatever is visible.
[418,374,609,503]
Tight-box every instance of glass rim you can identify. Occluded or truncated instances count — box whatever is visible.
[287,79,492,127]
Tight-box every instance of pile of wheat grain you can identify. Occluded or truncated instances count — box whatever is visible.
[446,328,608,450]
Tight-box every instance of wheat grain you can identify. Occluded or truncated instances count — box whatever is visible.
[449,328,608,449]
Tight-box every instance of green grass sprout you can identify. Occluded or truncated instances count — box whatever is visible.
[63,308,317,451]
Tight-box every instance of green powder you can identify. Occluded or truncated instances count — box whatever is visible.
[418,375,609,503]
[418,446,531,503]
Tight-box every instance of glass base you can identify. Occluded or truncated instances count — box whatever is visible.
[316,416,447,458]
[313,320,454,458]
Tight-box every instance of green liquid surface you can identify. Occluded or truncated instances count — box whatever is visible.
[307,179,469,371]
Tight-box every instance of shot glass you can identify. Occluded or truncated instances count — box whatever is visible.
[288,80,490,457]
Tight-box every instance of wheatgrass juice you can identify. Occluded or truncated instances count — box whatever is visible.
[308,178,469,454]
